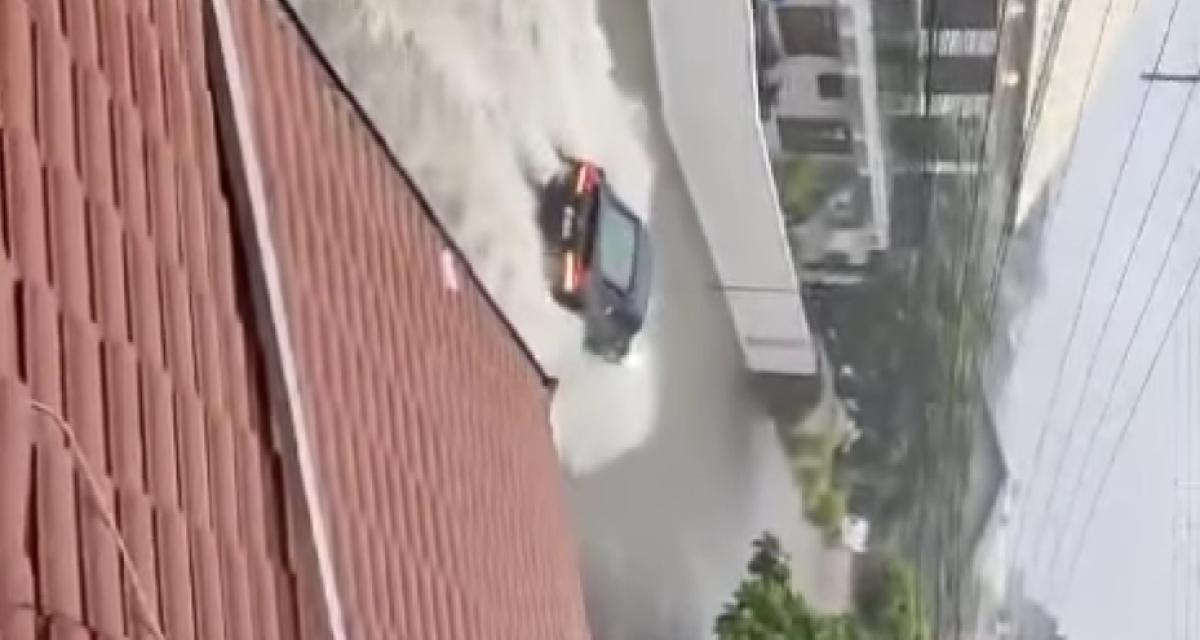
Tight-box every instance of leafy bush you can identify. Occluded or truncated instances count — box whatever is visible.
[806,488,847,542]
[855,555,930,640]
[774,157,822,225]
[716,534,866,640]
[797,465,825,495]
[718,536,933,640]
[789,425,850,541]
[790,428,843,460]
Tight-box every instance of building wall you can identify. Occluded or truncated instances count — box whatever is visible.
[924,0,1001,29]
[761,0,893,277]
[929,54,997,93]
[775,0,852,10]
[773,55,849,122]
[649,0,820,375]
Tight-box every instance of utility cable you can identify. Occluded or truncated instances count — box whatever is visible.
[1006,0,1178,565]
[1029,161,1200,579]
[1046,192,1200,601]
[30,402,168,640]
[1172,320,1182,640]
[1020,9,1193,568]
[977,0,1131,370]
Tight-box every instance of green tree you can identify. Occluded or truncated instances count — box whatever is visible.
[716,534,865,640]
[806,488,847,542]
[855,555,930,640]
[774,157,822,225]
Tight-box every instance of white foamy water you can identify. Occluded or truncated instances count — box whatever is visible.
[289,0,664,468]
[289,0,654,371]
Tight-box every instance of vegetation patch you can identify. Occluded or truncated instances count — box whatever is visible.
[716,534,930,640]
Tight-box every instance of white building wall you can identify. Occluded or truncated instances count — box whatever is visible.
[649,0,819,376]
[762,0,891,254]
[773,56,848,121]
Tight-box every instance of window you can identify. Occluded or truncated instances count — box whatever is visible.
[929,55,996,94]
[922,0,999,29]
[595,188,639,291]
[778,6,841,57]
[828,251,851,267]
[817,73,845,99]
[921,29,999,57]
[777,117,854,155]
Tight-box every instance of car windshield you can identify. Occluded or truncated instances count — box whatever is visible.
[595,188,639,291]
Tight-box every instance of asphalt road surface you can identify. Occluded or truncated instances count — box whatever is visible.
[288,0,852,636]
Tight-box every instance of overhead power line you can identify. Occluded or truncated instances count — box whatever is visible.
[974,0,1121,385]
[996,0,1128,563]
[1184,293,1193,640]
[908,0,1019,627]
[1031,161,1200,587]
[1045,177,1200,602]
[919,0,1032,629]
[1020,0,1194,567]
[911,0,969,625]
[1143,72,1200,83]
[1047,71,1198,520]
[1184,288,1197,640]
[1170,318,1184,640]
[1020,0,1075,179]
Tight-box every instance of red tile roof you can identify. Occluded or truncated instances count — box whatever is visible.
[2,0,312,637]
[1,0,590,638]
[221,0,592,637]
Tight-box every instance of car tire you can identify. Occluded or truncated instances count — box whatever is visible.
[586,334,628,365]
[610,338,631,363]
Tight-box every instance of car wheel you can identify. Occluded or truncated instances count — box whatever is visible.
[600,338,630,364]
[580,329,609,360]
[616,339,632,360]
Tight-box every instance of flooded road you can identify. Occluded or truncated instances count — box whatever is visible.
[286,0,851,636]
[285,0,653,374]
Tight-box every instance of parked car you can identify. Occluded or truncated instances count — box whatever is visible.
[540,159,653,363]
